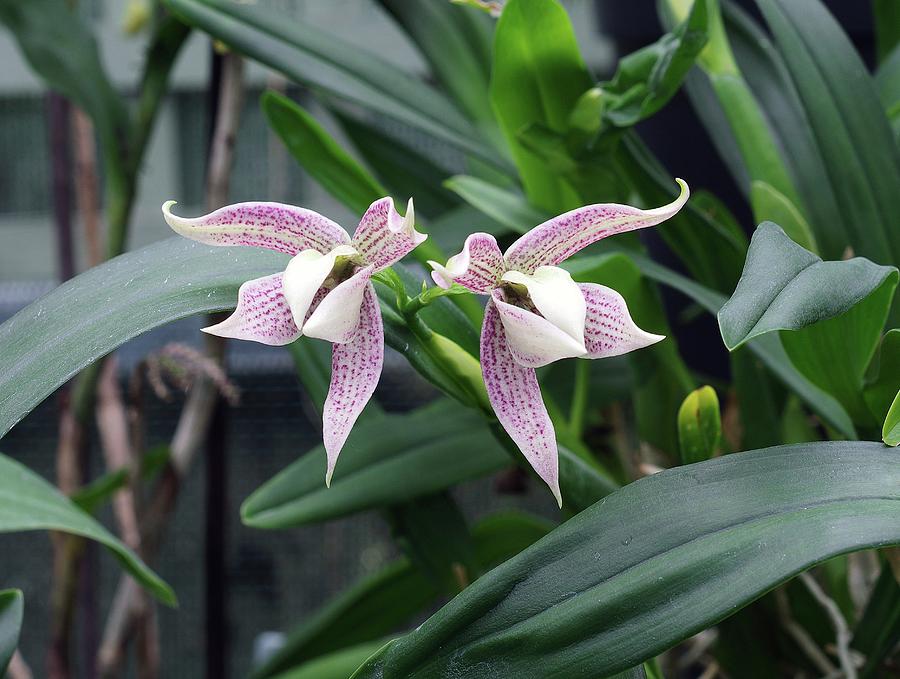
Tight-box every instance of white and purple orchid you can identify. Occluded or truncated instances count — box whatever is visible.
[429,179,690,505]
[162,197,425,485]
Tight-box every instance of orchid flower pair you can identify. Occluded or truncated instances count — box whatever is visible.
[162,179,688,504]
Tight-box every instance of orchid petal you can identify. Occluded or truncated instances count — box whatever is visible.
[351,197,426,271]
[503,178,690,272]
[162,200,351,256]
[428,232,506,293]
[304,265,375,344]
[580,283,665,358]
[323,283,384,486]
[481,301,561,506]
[491,290,586,368]
[201,273,300,346]
[501,266,586,345]
[282,245,358,329]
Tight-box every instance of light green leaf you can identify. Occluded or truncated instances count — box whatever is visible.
[749,180,817,253]
[718,222,898,350]
[162,0,504,168]
[678,385,722,464]
[263,91,385,216]
[0,589,22,675]
[351,441,900,678]
[270,639,391,679]
[490,0,592,211]
[0,453,174,605]
[443,175,546,234]
[884,391,900,446]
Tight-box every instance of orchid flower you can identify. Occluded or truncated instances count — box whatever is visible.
[162,197,425,485]
[429,179,689,506]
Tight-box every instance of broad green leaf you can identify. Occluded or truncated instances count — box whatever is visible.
[718,222,898,350]
[0,589,22,675]
[731,348,785,450]
[0,453,174,605]
[490,0,592,211]
[270,639,390,679]
[162,0,504,168]
[781,279,897,426]
[253,511,552,679]
[749,181,817,253]
[852,564,900,678]
[0,239,288,439]
[351,441,900,678]
[876,45,900,140]
[757,0,900,272]
[377,0,496,126]
[677,385,721,464]
[884,391,900,446]
[241,400,509,529]
[263,91,385,216]
[600,0,708,129]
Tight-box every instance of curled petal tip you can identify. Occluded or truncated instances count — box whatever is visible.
[325,466,333,488]
[552,483,563,509]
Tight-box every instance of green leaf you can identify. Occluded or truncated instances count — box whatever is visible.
[263,91,385,215]
[600,0,708,129]
[678,386,722,464]
[163,0,503,168]
[0,238,288,439]
[884,391,900,446]
[0,453,174,605]
[241,400,509,529]
[270,639,391,679]
[351,441,900,678]
[748,180,817,253]
[757,0,900,271]
[253,511,551,679]
[865,329,900,422]
[718,222,898,351]
[876,45,900,141]
[874,0,900,64]
[0,589,22,675]
[490,0,592,211]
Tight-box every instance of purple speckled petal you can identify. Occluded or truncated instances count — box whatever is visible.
[351,197,426,271]
[428,232,506,293]
[304,265,375,344]
[201,273,300,346]
[580,283,665,358]
[322,283,384,486]
[162,200,351,256]
[504,178,689,273]
[491,289,586,368]
[481,300,561,507]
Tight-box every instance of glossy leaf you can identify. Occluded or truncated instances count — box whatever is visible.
[253,511,552,679]
[678,385,721,464]
[0,453,174,605]
[270,639,390,679]
[718,222,898,351]
[443,175,546,235]
[352,442,900,678]
[490,0,592,211]
[0,589,22,675]
[748,181,816,252]
[757,0,900,271]
[162,0,503,167]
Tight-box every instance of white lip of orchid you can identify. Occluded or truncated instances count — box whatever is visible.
[500,266,587,352]
[283,244,359,331]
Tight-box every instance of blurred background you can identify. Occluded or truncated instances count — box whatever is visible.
[0,1,878,677]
